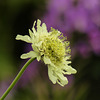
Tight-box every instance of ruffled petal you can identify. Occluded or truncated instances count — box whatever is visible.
[43,56,51,64]
[65,65,77,74]
[32,20,36,34]
[42,23,48,33]
[56,72,68,87]
[37,19,42,33]
[48,65,68,86]
[29,29,34,39]
[21,51,39,59]
[48,65,57,84]
[37,56,41,61]
[16,34,32,43]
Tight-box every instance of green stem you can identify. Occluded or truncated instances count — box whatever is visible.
[0,58,36,100]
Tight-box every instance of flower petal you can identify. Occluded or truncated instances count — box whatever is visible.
[37,19,42,33]
[35,41,43,47]
[37,56,41,61]
[62,65,77,75]
[32,20,36,34]
[42,23,48,33]
[43,56,51,64]
[48,65,57,84]
[29,29,34,39]
[16,34,32,43]
[56,72,68,87]
[20,51,39,59]
[66,65,77,74]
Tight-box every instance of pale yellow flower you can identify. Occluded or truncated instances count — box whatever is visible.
[16,19,77,86]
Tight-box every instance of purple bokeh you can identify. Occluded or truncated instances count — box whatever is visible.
[42,0,100,56]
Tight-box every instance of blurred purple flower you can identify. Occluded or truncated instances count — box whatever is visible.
[42,0,100,56]
[88,30,100,55]
[75,41,91,58]
[80,0,100,11]
[67,7,90,32]
[43,0,74,35]
[90,9,100,27]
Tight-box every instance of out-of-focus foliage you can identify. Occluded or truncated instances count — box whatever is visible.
[0,0,100,100]
[0,0,45,79]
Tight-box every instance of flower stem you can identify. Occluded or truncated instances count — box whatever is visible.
[0,58,36,100]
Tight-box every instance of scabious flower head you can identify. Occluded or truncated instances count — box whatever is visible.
[16,19,77,86]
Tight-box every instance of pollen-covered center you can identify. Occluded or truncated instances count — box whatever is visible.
[42,36,66,63]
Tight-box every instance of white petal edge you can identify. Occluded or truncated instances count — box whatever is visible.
[20,51,39,59]
[16,34,32,43]
[56,72,68,87]
[32,20,36,35]
[42,23,48,33]
[29,29,34,39]
[37,19,42,33]
[48,65,57,84]
[43,56,52,64]
[66,65,77,74]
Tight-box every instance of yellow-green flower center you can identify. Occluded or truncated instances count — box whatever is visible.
[41,36,66,64]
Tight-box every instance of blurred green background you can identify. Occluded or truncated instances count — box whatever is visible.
[0,0,100,100]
